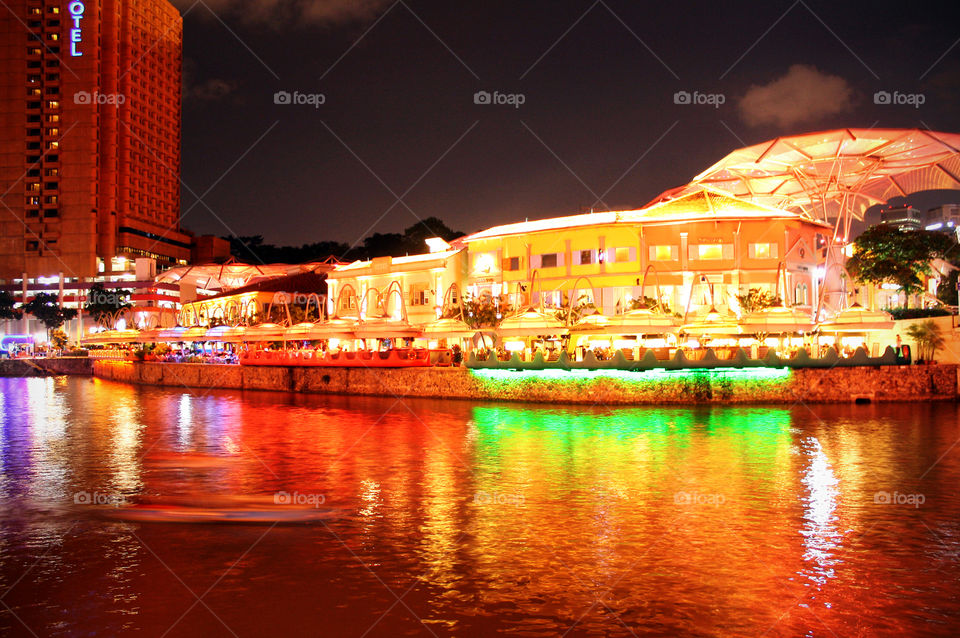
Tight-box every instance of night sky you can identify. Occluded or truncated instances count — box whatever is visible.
[173,0,960,248]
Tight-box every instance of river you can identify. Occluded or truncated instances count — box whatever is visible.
[1,376,959,636]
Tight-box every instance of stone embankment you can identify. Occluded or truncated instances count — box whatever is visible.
[91,360,959,405]
[0,357,94,377]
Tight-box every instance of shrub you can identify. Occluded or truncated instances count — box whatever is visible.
[888,307,952,320]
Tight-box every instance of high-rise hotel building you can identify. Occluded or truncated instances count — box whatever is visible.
[0,0,189,281]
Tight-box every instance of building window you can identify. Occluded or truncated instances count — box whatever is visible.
[578,249,594,265]
[540,253,559,268]
[695,244,729,260]
[614,247,633,263]
[649,245,677,261]
[502,256,521,271]
[410,284,429,306]
[749,243,777,259]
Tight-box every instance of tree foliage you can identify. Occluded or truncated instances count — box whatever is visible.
[85,283,132,321]
[23,293,78,331]
[735,288,782,314]
[0,291,22,320]
[847,225,956,307]
[225,216,465,264]
[936,269,959,306]
[444,294,511,329]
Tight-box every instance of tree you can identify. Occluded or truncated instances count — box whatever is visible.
[905,319,945,362]
[0,291,22,320]
[736,288,782,314]
[85,283,132,322]
[50,328,68,351]
[937,269,959,306]
[555,294,597,325]
[846,225,956,308]
[23,293,78,332]
[446,294,511,329]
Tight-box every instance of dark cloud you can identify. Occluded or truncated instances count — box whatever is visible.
[738,64,856,128]
[188,77,239,101]
[170,0,394,27]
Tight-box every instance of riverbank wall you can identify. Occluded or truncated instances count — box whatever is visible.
[91,360,960,404]
[0,357,94,377]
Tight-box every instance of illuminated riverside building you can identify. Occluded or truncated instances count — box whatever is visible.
[0,0,187,280]
[460,187,831,318]
[325,240,468,325]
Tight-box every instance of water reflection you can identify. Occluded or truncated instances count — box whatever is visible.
[800,437,842,587]
[1,378,960,637]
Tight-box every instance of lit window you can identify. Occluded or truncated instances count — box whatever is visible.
[650,245,676,261]
[697,244,724,260]
[750,243,777,259]
[614,247,632,263]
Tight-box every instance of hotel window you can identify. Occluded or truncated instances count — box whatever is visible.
[26,241,39,252]
[28,87,41,96]
[27,182,40,191]
[748,243,778,259]
[649,245,678,261]
[502,256,521,271]
[578,249,594,265]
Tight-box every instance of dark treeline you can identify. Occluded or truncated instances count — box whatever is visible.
[224,217,465,264]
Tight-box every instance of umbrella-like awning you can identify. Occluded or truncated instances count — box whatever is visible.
[203,325,248,342]
[307,318,358,341]
[739,305,814,334]
[419,317,475,339]
[243,323,287,341]
[496,308,567,338]
[606,308,681,335]
[354,318,420,340]
[817,304,895,332]
[680,307,742,336]
[82,329,140,345]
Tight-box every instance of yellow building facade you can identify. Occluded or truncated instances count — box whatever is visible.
[460,188,832,319]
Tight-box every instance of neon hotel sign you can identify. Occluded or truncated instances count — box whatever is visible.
[68,1,84,56]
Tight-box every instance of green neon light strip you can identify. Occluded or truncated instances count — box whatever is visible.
[469,366,791,383]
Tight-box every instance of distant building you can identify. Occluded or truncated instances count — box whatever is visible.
[0,0,187,281]
[879,206,923,231]
[925,204,960,241]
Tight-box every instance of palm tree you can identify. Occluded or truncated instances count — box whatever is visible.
[905,319,945,362]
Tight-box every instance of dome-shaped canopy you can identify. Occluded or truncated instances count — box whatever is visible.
[817,304,895,332]
[497,308,567,337]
